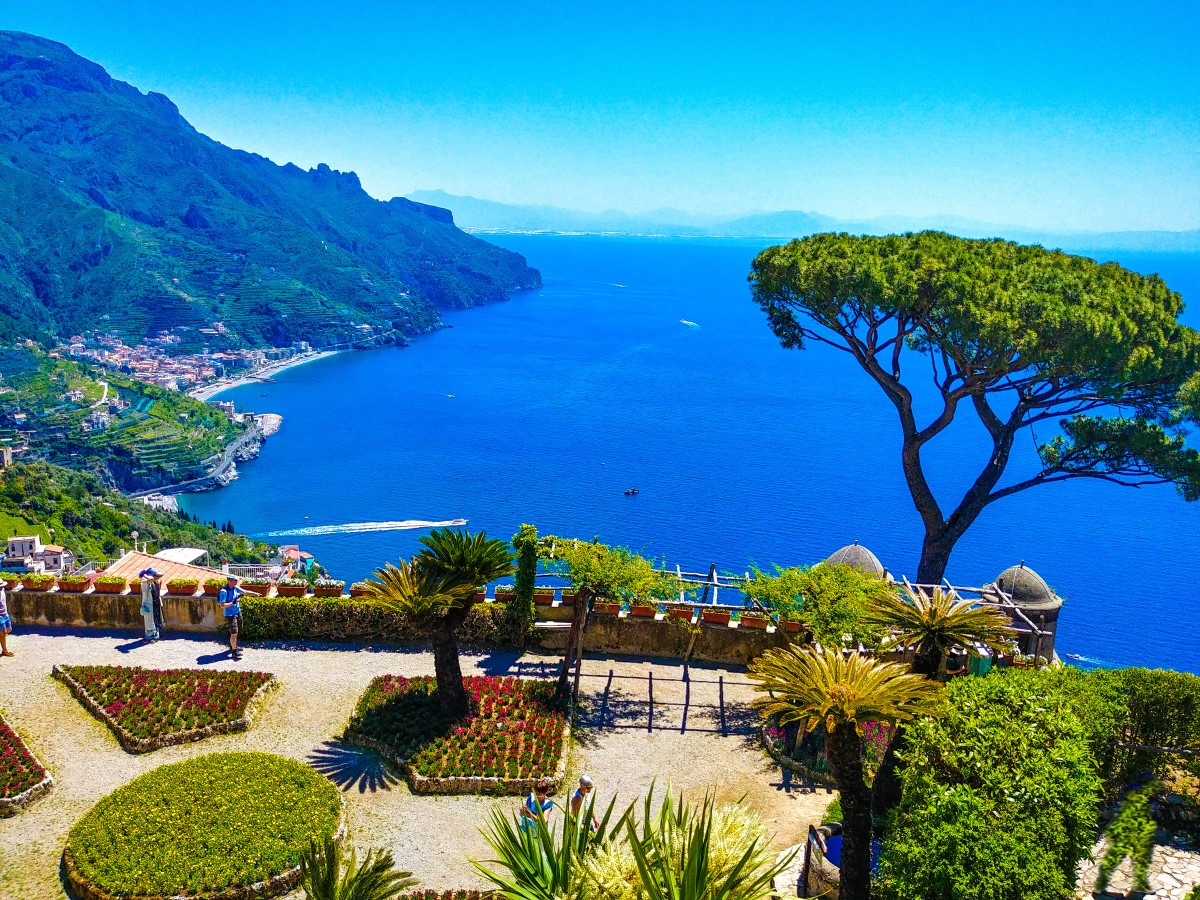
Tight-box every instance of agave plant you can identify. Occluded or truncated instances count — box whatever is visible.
[297,836,417,900]
[474,793,631,900]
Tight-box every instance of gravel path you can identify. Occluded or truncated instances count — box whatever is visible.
[0,628,830,899]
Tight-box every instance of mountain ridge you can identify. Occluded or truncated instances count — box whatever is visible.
[408,190,1200,253]
[0,31,541,348]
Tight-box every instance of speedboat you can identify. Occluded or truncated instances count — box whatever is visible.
[624,488,640,495]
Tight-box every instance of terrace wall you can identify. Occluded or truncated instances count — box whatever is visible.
[7,590,220,632]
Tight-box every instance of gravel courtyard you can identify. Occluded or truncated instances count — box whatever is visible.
[0,627,830,900]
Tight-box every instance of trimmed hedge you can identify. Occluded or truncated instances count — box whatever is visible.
[239,595,526,646]
[66,752,340,899]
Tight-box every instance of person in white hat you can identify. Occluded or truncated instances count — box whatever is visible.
[570,774,599,830]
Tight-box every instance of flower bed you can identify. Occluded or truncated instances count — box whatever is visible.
[0,712,53,817]
[65,752,342,900]
[54,664,276,753]
[401,892,495,899]
[345,675,568,795]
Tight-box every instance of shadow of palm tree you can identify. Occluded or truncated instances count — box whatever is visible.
[307,740,404,793]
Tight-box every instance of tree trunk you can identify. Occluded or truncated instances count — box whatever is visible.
[556,587,591,701]
[432,615,470,719]
[870,724,907,822]
[826,726,873,900]
[915,530,954,585]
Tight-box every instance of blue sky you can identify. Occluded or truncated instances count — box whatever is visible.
[7,1,1199,230]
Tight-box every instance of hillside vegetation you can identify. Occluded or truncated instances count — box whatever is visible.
[0,461,274,563]
[0,31,540,348]
[0,345,247,491]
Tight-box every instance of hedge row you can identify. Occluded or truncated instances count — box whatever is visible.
[237,596,527,646]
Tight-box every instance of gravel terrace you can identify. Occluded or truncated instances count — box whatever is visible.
[0,628,830,900]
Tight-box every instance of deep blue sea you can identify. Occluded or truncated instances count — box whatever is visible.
[181,236,1200,674]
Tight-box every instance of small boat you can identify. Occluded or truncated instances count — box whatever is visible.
[624,488,640,495]
[1065,653,1085,661]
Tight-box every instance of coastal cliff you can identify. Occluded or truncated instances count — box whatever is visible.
[0,31,542,349]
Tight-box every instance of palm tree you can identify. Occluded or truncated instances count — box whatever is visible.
[866,584,1016,678]
[748,647,942,900]
[298,836,416,900]
[369,529,514,718]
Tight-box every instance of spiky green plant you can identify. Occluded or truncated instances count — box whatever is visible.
[297,836,417,900]
[865,584,1016,678]
[748,647,943,900]
[474,793,630,900]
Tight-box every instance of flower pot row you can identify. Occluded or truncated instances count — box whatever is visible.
[493,590,578,605]
[588,602,801,633]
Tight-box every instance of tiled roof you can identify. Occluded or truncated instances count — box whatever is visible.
[105,550,221,584]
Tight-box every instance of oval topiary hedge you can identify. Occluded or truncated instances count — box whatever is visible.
[65,752,342,900]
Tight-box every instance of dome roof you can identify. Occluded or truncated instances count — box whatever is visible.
[993,563,1060,608]
[824,541,888,579]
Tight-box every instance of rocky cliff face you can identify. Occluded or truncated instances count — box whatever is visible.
[0,31,541,347]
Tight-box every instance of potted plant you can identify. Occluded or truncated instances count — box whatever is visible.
[472,590,487,602]
[128,577,142,594]
[93,574,128,594]
[21,573,56,591]
[561,591,577,606]
[276,577,309,598]
[2,573,21,589]
[494,585,515,601]
[780,617,803,634]
[593,599,621,615]
[533,589,555,605]
[702,607,732,626]
[313,578,345,598]
[666,605,695,621]
[629,600,658,618]
[349,581,374,599]
[739,611,770,630]
[56,574,91,593]
[203,577,227,597]
[166,578,199,596]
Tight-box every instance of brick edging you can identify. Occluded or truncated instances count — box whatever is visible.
[760,725,838,788]
[0,719,54,817]
[63,798,346,900]
[52,665,278,754]
[343,722,571,796]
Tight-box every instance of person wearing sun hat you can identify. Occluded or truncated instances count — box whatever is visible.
[0,581,14,657]
[138,568,163,642]
[217,574,260,660]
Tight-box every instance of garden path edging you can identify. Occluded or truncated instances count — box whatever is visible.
[52,665,278,754]
[0,718,54,817]
[760,725,838,788]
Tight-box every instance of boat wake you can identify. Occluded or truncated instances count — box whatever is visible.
[258,518,468,537]
[680,319,700,328]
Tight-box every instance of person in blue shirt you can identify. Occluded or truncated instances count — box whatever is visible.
[0,583,13,657]
[217,575,259,660]
[520,778,556,831]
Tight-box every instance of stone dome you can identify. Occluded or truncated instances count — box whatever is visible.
[993,563,1060,608]
[824,541,889,580]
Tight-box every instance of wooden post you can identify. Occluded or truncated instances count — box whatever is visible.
[647,669,654,733]
[556,587,590,701]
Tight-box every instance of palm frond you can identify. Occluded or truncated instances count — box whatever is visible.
[298,836,416,900]
[865,585,1015,672]
[418,528,515,594]
[366,559,458,626]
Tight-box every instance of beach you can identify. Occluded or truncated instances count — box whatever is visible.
[187,350,342,401]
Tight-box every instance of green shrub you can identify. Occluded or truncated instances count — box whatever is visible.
[239,595,522,646]
[66,752,340,897]
[742,563,889,648]
[875,669,1101,900]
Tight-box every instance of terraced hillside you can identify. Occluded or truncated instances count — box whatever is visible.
[0,31,541,348]
[0,346,246,492]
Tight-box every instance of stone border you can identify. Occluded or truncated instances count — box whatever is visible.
[64,797,346,900]
[760,724,838,788]
[343,722,571,796]
[0,714,54,818]
[52,665,278,754]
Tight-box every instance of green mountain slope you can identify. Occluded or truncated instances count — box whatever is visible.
[0,461,275,563]
[0,31,541,347]
[0,345,250,492]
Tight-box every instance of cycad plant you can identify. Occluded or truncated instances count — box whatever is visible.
[370,528,514,717]
[297,836,417,900]
[474,793,630,900]
[866,584,1015,678]
[748,647,943,900]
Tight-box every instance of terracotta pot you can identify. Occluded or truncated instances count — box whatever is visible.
[276,585,309,598]
[783,620,802,634]
[739,614,769,630]
[472,591,487,602]
[167,584,199,596]
[203,583,224,596]
[561,592,577,606]
[2,575,21,588]
[313,586,344,598]
[533,591,555,605]
[93,580,127,595]
[495,590,515,603]
[666,607,694,621]
[349,587,372,598]
[630,604,657,618]
[56,580,90,593]
[702,609,731,626]
[593,601,620,615]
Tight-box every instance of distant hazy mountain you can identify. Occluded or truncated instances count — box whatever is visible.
[408,190,1200,254]
[0,32,540,348]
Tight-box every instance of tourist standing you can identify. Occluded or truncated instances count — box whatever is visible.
[520,778,556,830]
[139,569,161,642]
[217,575,258,660]
[0,582,13,657]
[570,774,600,830]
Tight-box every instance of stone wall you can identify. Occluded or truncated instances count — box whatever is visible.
[7,590,220,632]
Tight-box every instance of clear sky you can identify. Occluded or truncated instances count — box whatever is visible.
[7,1,1199,231]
